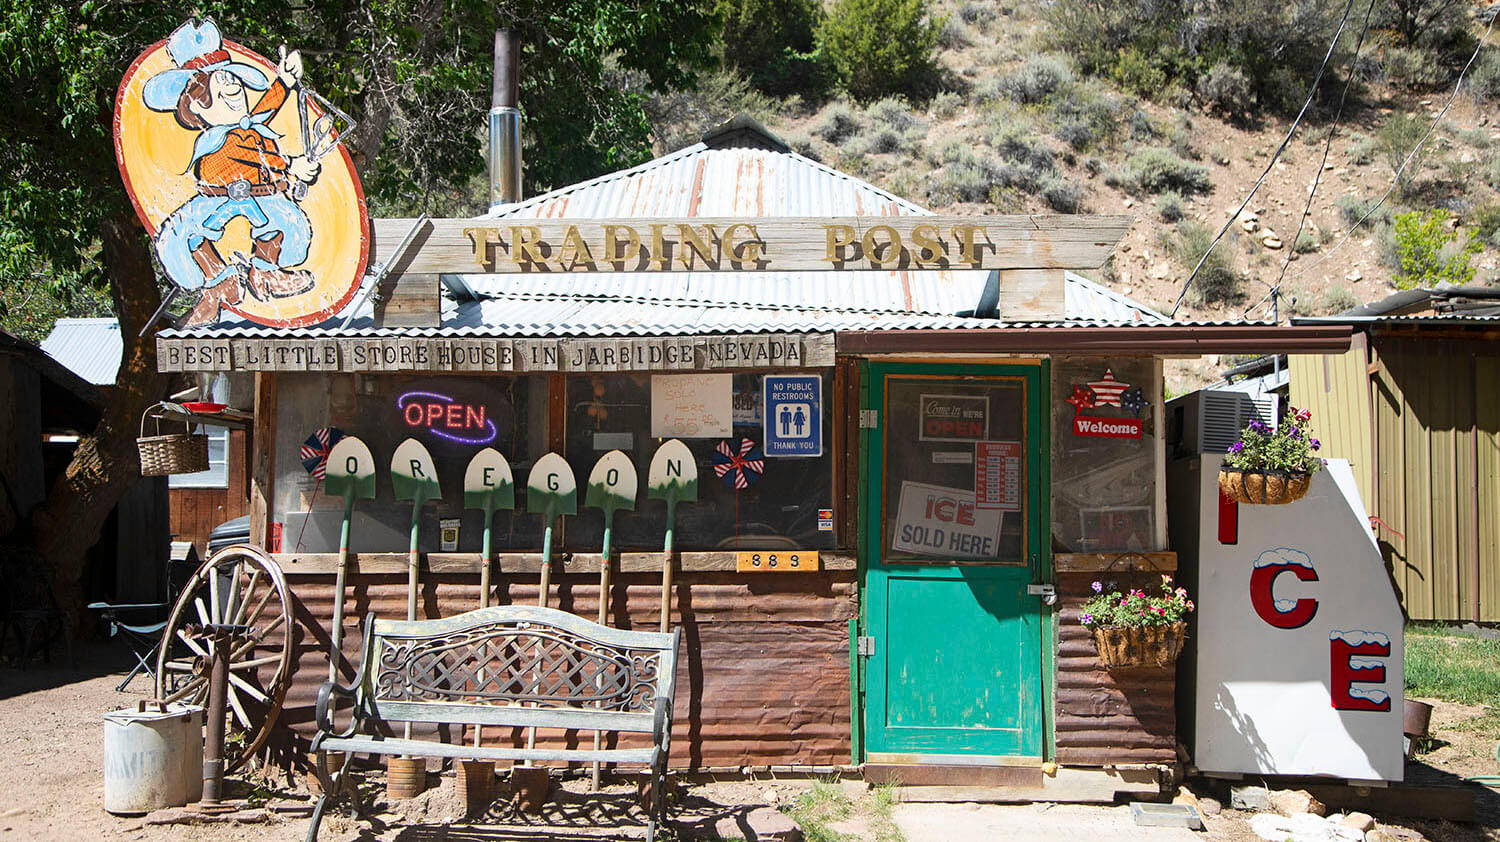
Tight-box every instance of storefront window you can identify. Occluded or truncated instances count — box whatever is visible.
[882,376,1029,564]
[272,373,548,553]
[562,371,835,552]
[1050,356,1159,553]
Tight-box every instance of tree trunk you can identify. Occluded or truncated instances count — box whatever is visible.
[30,210,167,629]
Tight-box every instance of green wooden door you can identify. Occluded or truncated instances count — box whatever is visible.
[862,362,1049,759]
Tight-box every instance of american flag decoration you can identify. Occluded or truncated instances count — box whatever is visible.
[712,438,764,490]
[1066,384,1097,411]
[300,427,344,479]
[1120,387,1147,417]
[1086,369,1130,408]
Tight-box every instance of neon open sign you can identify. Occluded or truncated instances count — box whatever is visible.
[397,391,498,445]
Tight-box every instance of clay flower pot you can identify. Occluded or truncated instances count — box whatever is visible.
[1218,468,1311,505]
[1091,622,1187,668]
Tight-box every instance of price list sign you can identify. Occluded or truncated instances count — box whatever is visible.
[975,441,1022,512]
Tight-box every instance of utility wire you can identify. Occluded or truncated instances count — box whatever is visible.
[1290,12,1497,285]
[1246,0,1382,321]
[1168,0,1362,319]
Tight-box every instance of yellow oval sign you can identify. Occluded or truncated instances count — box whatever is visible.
[113,20,368,328]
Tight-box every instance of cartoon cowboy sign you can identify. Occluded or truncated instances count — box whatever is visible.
[114,19,368,328]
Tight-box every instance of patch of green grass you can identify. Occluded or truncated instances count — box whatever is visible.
[785,780,854,842]
[1404,624,1500,705]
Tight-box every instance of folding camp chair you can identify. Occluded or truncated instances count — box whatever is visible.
[87,602,169,691]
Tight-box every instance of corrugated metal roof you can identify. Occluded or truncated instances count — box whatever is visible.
[41,317,123,385]
[163,122,1176,340]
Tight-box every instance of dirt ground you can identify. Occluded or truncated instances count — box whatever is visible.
[2,642,1496,841]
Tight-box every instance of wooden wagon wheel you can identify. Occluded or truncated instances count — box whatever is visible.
[154,544,295,773]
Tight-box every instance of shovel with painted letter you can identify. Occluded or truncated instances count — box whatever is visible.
[463,448,514,757]
[323,436,375,681]
[584,449,638,790]
[525,452,576,609]
[647,440,697,633]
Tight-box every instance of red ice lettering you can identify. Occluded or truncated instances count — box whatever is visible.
[1249,563,1319,628]
[1330,635,1391,712]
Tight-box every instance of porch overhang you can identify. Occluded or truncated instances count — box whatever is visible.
[835,323,1354,355]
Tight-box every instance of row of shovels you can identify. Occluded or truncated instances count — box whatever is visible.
[321,435,698,788]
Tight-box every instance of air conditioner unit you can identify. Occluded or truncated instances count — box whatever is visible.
[1166,390,1279,456]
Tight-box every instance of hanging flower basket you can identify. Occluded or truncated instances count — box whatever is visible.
[1218,468,1311,505]
[1091,622,1188,668]
[1081,576,1194,669]
[136,406,209,477]
[1220,406,1322,504]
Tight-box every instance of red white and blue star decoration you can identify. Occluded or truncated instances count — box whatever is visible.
[1120,387,1146,417]
[1087,369,1130,407]
[1066,384,1097,411]
[712,438,764,490]
[300,427,344,479]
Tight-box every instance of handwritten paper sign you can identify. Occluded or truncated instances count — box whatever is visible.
[651,374,732,438]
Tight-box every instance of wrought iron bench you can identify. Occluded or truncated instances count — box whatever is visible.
[306,605,681,842]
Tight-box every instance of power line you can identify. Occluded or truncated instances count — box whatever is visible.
[1289,13,1497,285]
[1167,0,1362,318]
[1246,0,1382,322]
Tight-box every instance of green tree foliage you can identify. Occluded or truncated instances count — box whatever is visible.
[1391,209,1482,290]
[0,0,718,620]
[1044,0,1343,114]
[718,0,824,95]
[817,0,941,101]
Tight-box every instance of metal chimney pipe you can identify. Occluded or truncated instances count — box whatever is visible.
[488,29,522,209]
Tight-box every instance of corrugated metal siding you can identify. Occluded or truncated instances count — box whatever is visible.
[1289,343,1374,505]
[277,572,855,769]
[1055,573,1176,765]
[1371,343,1500,622]
[40,317,123,385]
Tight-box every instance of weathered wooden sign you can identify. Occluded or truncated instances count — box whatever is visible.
[157,332,834,372]
[371,215,1127,274]
[115,18,368,328]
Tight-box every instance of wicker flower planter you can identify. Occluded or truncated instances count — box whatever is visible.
[1091,621,1187,668]
[1218,468,1311,505]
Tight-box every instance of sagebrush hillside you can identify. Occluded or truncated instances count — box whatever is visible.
[649,0,1500,376]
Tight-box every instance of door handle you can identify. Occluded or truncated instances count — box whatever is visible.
[1027,583,1058,606]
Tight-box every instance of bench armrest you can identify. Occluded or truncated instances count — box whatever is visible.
[652,694,673,766]
[315,680,362,739]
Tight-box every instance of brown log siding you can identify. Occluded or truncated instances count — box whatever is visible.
[1054,571,1177,765]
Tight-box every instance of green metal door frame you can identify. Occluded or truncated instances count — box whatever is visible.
[853,359,1053,763]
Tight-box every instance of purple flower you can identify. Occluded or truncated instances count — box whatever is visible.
[1080,613,1094,625]
[1310,438,1321,451]
[1228,441,1244,454]
[1091,581,1104,593]
[1248,419,1269,434]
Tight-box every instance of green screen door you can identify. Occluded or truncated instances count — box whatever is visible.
[863,362,1047,759]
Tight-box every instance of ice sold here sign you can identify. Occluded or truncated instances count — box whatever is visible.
[890,481,1004,559]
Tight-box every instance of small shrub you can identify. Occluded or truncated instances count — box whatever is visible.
[958,2,997,26]
[1320,286,1358,315]
[1156,192,1185,222]
[867,96,922,132]
[990,118,1054,173]
[1470,203,1500,247]
[1348,133,1376,166]
[1128,109,1158,142]
[938,15,970,48]
[1383,46,1448,89]
[1168,221,1242,305]
[1293,229,1319,254]
[1040,176,1085,213]
[812,101,863,143]
[1196,61,1253,120]
[1122,147,1213,195]
[1375,113,1429,185]
[999,54,1075,104]
[1337,194,1391,227]
[929,90,962,119]
[819,0,943,100]
[1049,85,1127,152]
[784,131,822,161]
[1391,209,1483,290]
[930,144,1001,203]
[1055,122,1094,151]
[1471,51,1500,103]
